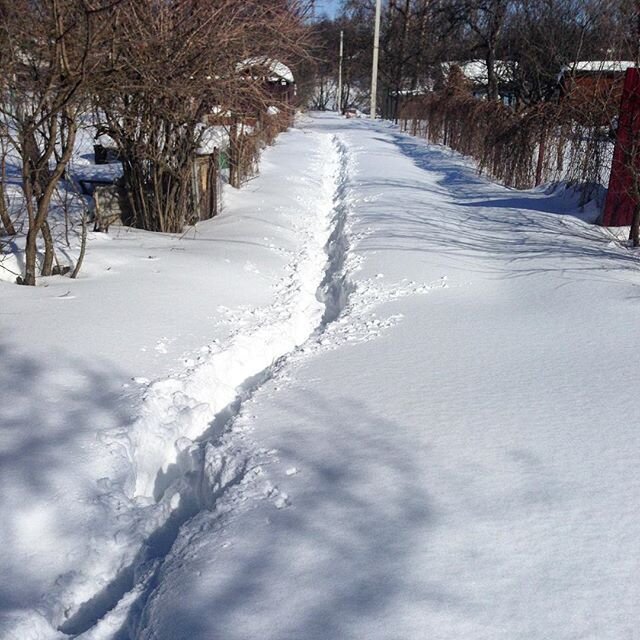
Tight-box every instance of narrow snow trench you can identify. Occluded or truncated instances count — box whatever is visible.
[60,135,353,639]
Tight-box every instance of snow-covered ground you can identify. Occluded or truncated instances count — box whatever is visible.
[2,113,639,639]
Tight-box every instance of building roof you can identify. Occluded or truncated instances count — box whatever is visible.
[560,60,636,76]
[239,58,295,84]
[442,60,516,86]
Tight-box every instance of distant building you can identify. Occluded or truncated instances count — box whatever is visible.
[239,58,297,107]
[442,60,517,105]
[558,60,635,106]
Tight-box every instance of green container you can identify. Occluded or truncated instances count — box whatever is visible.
[218,149,230,170]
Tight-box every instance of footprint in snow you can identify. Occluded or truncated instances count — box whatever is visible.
[274,493,290,509]
[244,261,260,274]
[264,482,291,509]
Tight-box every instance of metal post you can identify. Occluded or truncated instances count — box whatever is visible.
[338,29,344,113]
[370,0,382,119]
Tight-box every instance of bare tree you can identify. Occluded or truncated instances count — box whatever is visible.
[0,125,15,236]
[0,0,118,285]
[93,0,310,233]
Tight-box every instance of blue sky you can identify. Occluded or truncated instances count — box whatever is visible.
[316,0,340,18]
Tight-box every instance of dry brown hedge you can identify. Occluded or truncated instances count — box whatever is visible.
[398,78,617,203]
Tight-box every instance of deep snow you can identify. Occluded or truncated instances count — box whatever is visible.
[2,113,639,639]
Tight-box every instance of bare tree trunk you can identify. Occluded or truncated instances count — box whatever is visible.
[0,183,15,236]
[22,140,75,282]
[40,219,55,276]
[229,118,240,188]
[22,226,38,285]
[71,208,87,279]
[0,144,15,235]
[535,130,546,186]
[480,1,507,102]
[486,47,498,101]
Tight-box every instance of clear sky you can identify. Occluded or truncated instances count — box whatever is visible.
[316,0,340,18]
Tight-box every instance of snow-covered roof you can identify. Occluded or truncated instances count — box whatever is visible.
[442,60,516,85]
[390,83,434,96]
[563,60,636,74]
[94,133,117,149]
[239,57,295,84]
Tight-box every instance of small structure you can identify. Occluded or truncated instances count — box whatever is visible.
[93,183,127,231]
[240,58,296,107]
[442,60,517,105]
[78,178,128,232]
[202,60,296,188]
[93,132,120,165]
[558,60,635,106]
[191,148,222,222]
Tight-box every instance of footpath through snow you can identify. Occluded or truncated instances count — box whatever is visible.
[3,113,640,639]
[0,125,350,638]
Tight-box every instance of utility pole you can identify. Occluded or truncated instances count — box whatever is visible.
[370,0,382,119]
[338,29,344,113]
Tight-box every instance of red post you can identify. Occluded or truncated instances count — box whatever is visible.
[602,68,640,226]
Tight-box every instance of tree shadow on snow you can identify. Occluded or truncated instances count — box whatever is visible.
[130,389,458,640]
[353,131,638,283]
[0,342,135,615]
